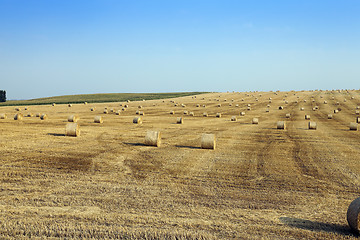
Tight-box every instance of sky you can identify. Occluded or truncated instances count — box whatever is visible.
[0,0,359,100]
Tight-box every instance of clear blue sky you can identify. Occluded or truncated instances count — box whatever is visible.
[0,0,359,100]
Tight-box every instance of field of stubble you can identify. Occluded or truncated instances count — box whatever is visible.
[0,90,359,239]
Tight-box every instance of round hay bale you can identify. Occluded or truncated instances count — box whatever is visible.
[104,109,108,114]
[356,110,360,115]
[350,122,358,131]
[278,106,284,110]
[357,117,360,123]
[0,113,7,119]
[94,116,103,123]
[65,123,80,137]
[203,112,208,117]
[216,113,221,118]
[305,115,311,120]
[40,114,48,120]
[356,106,360,110]
[347,196,360,232]
[14,113,23,120]
[145,131,161,147]
[139,111,145,116]
[324,101,327,104]
[217,104,221,107]
[252,118,259,124]
[247,104,251,107]
[170,110,175,115]
[52,103,56,106]
[196,104,200,107]
[201,134,216,150]
[334,109,339,114]
[136,110,140,115]
[138,105,142,109]
[122,107,126,111]
[203,105,206,107]
[68,115,79,122]
[240,112,245,116]
[116,110,121,115]
[182,104,186,107]
[110,109,114,113]
[300,107,305,111]
[285,100,288,104]
[308,121,317,130]
[133,117,142,124]
[266,108,270,112]
[124,105,129,108]
[35,113,40,117]
[247,107,251,111]
[328,114,333,119]
[127,100,130,103]
[183,111,188,115]
[90,107,95,111]
[231,116,237,121]
[24,107,28,110]
[68,104,72,107]
[235,104,239,107]
[277,121,285,129]
[84,102,88,105]
[286,113,291,118]
[189,112,194,116]
[176,117,183,124]
[15,107,21,111]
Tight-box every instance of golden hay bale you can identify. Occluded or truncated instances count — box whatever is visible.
[124,104,129,108]
[356,110,360,115]
[304,100,307,103]
[328,114,333,119]
[177,117,183,124]
[139,111,145,116]
[24,107,28,110]
[15,107,21,111]
[136,110,140,115]
[0,113,7,119]
[182,104,186,107]
[235,104,239,107]
[286,113,291,118]
[35,113,40,117]
[68,104,72,107]
[252,118,259,124]
[247,107,251,111]
[127,100,130,103]
[308,121,317,130]
[356,106,360,110]
[266,108,270,112]
[196,104,200,107]
[116,110,121,115]
[40,114,48,120]
[231,116,237,121]
[350,122,358,131]
[216,113,221,118]
[357,117,360,123]
[84,102,88,105]
[104,109,108,114]
[240,112,245,116]
[277,121,285,129]
[203,105,206,107]
[68,115,79,122]
[247,104,251,107]
[285,100,288,104]
[305,115,311,120]
[65,123,80,137]
[110,109,114,113]
[90,107,96,111]
[201,134,216,150]
[300,107,304,111]
[217,104,221,107]
[203,112,208,117]
[347,196,360,232]
[183,110,188,115]
[170,110,175,115]
[334,109,339,113]
[133,117,142,124]
[122,107,126,111]
[14,113,23,120]
[189,112,194,116]
[138,105,142,109]
[324,101,327,104]
[278,106,284,110]
[229,103,232,106]
[145,131,161,147]
[52,103,56,106]
[94,116,103,123]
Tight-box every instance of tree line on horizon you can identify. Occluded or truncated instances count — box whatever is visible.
[0,90,6,102]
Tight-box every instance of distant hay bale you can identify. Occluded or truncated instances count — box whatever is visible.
[122,107,126,111]
[40,114,48,120]
[203,105,206,107]
[201,134,216,150]
[247,104,251,107]
[357,117,360,123]
[84,102,88,105]
[300,107,304,111]
[231,116,237,121]
[278,106,284,110]
[0,113,7,119]
[304,100,307,103]
[68,115,79,122]
[308,121,317,130]
[266,108,270,112]
[229,103,232,106]
[285,100,288,104]
[217,104,221,107]
[252,118,259,124]
[328,114,333,119]
[104,108,109,114]
[176,117,183,124]
[15,107,21,111]
[94,116,103,123]
[305,115,310,120]
[24,107,28,110]
[247,107,251,111]
[277,121,285,129]
[356,106,360,110]
[68,104,72,107]
[133,117,142,124]
[145,131,161,147]
[356,110,360,115]
[116,110,121,115]
[203,112,208,117]
[196,104,200,107]
[216,113,221,118]
[124,104,129,108]
[189,112,194,116]
[334,109,339,114]
[182,104,186,107]
[138,105,142,109]
[35,113,40,117]
[127,100,130,103]
[344,99,347,102]
[139,111,145,116]
[324,101,327,104]
[347,196,360,232]
[65,123,80,137]
[350,122,358,131]
[110,109,114,113]
[14,113,23,120]
[235,104,239,107]
[90,107,95,111]
[52,103,56,106]
[170,110,174,115]
[183,110,188,115]
[136,110,140,115]
[286,113,291,118]
[240,112,245,116]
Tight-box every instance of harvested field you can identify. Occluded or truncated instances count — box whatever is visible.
[0,90,360,239]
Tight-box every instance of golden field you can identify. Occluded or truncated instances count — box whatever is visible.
[0,90,359,239]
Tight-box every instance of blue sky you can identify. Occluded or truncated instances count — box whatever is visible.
[0,0,359,100]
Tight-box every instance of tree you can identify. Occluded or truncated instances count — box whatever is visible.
[0,90,6,102]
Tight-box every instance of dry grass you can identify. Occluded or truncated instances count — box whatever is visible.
[0,90,360,239]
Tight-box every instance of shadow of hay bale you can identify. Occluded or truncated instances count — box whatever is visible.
[279,217,357,237]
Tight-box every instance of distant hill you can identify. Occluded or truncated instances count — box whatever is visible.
[0,92,207,106]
